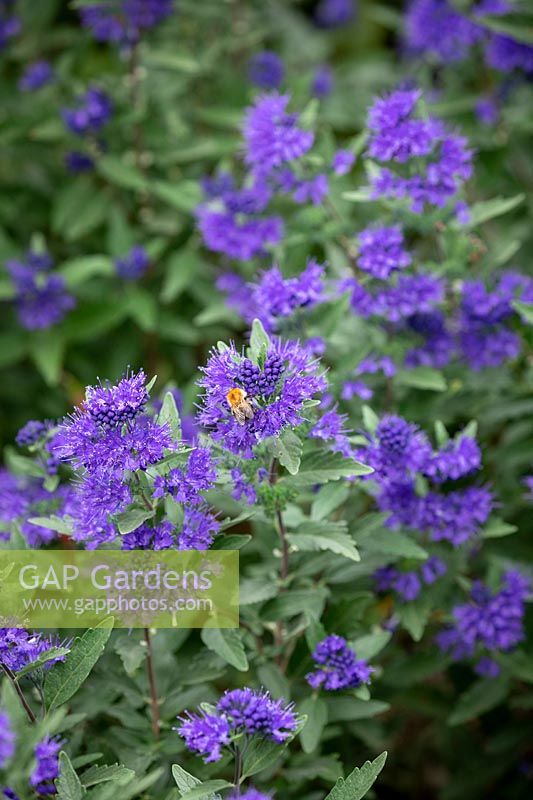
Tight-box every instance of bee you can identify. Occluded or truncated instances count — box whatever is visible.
[226,387,254,425]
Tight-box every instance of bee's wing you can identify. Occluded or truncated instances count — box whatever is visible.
[232,406,247,425]
[243,401,255,420]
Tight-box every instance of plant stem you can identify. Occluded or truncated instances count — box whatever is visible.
[143,628,160,739]
[268,459,290,582]
[1,664,36,724]
[233,745,242,794]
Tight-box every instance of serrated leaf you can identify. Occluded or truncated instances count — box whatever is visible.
[270,429,303,475]
[158,391,182,440]
[311,482,350,521]
[300,696,328,754]
[80,764,134,788]
[285,450,372,487]
[44,620,113,711]
[448,677,509,726]
[114,507,155,535]
[172,764,202,795]
[288,524,360,562]
[56,752,85,800]
[324,751,388,800]
[179,781,232,800]
[200,628,248,671]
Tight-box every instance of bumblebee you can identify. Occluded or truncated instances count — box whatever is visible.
[226,387,254,425]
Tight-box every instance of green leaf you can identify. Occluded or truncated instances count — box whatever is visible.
[179,781,233,800]
[249,318,271,365]
[172,765,202,795]
[324,751,388,800]
[30,330,65,386]
[97,156,148,191]
[448,677,509,726]
[327,699,389,722]
[158,391,182,440]
[53,177,110,240]
[285,451,372,487]
[482,517,517,538]
[28,515,73,535]
[300,696,328,754]
[466,193,525,227]
[56,752,85,800]
[200,627,248,671]
[513,300,533,324]
[288,523,360,562]
[161,247,203,303]
[351,631,391,661]
[114,507,155,535]
[362,405,379,434]
[80,764,134,788]
[59,256,114,288]
[16,646,71,679]
[152,180,202,213]
[311,482,350,521]
[360,528,428,560]
[44,621,113,711]
[397,598,432,642]
[269,429,303,475]
[240,737,289,780]
[396,367,447,392]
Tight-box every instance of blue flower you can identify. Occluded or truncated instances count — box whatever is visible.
[62,87,112,136]
[248,51,285,89]
[306,634,373,691]
[0,711,14,768]
[30,736,63,795]
[115,245,150,280]
[18,60,53,91]
[177,688,298,763]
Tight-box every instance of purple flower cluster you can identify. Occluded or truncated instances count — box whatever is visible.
[359,416,493,547]
[62,87,112,136]
[218,261,325,331]
[366,88,473,214]
[312,64,334,98]
[486,35,533,74]
[248,51,285,89]
[18,60,54,92]
[6,249,75,330]
[30,736,63,795]
[0,469,70,547]
[341,273,444,322]
[197,336,326,458]
[115,245,150,280]
[314,0,355,28]
[0,628,66,673]
[51,370,175,546]
[356,224,411,280]
[306,634,373,691]
[405,0,533,75]
[0,711,14,768]
[374,556,447,602]
[0,1,19,51]
[197,180,283,261]
[177,688,298,763]
[228,791,271,800]
[79,0,173,45]
[342,355,396,402]
[437,571,530,676]
[243,93,314,177]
